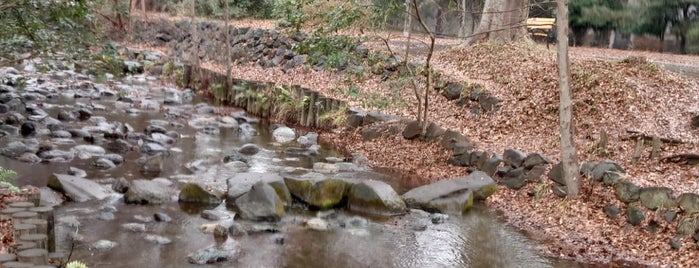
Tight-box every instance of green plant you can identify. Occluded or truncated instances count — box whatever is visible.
[0,166,19,193]
[65,260,89,268]
[318,104,349,128]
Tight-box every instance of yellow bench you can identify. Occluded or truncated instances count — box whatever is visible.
[526,18,556,44]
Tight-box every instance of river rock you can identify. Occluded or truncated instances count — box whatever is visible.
[284,175,348,209]
[19,122,36,137]
[2,141,33,158]
[226,172,291,206]
[238,123,258,138]
[235,181,285,221]
[678,193,699,214]
[306,218,329,231]
[47,174,109,202]
[154,212,172,222]
[639,187,675,210]
[402,171,496,213]
[140,142,168,154]
[178,183,224,204]
[144,234,172,245]
[188,245,237,265]
[347,180,406,216]
[140,154,164,175]
[122,223,147,232]
[106,139,132,153]
[239,143,260,155]
[17,153,41,163]
[614,180,641,203]
[39,187,64,206]
[112,177,130,193]
[103,153,124,165]
[39,149,74,162]
[313,162,339,174]
[93,158,116,169]
[272,126,295,144]
[124,179,172,204]
[92,240,117,250]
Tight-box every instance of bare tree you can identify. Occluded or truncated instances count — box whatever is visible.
[556,0,580,198]
[225,0,231,86]
[462,0,528,45]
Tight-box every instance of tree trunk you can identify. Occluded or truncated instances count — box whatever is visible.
[462,0,528,45]
[225,0,231,86]
[556,0,579,198]
[403,0,412,37]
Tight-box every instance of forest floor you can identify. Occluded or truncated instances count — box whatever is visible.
[125,13,699,266]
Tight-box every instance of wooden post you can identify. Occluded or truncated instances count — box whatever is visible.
[632,138,644,165]
[651,136,661,159]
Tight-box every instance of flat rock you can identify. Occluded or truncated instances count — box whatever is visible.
[124,180,172,204]
[47,174,109,202]
[347,180,406,216]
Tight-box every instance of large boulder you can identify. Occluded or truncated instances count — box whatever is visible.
[591,160,625,182]
[503,149,526,168]
[272,126,295,144]
[678,193,699,214]
[347,180,406,216]
[226,173,291,206]
[402,171,496,213]
[178,183,224,204]
[47,174,109,202]
[614,180,641,203]
[234,181,285,221]
[284,175,348,209]
[124,180,172,204]
[639,187,675,210]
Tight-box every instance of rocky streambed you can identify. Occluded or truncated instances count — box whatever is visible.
[0,49,578,267]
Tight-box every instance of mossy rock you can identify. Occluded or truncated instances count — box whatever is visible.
[178,183,224,204]
[284,176,348,209]
[678,193,699,214]
[348,180,406,216]
[639,187,676,210]
[614,180,640,203]
[424,189,474,214]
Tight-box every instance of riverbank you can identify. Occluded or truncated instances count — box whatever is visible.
[124,14,699,266]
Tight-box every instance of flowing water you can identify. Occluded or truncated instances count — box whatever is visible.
[0,68,588,268]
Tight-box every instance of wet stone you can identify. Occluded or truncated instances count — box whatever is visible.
[154,212,172,223]
[92,240,117,251]
[9,202,35,209]
[144,234,172,245]
[0,253,16,262]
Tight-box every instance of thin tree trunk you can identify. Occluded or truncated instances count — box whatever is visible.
[225,0,231,86]
[556,0,579,198]
[190,0,199,67]
[141,0,147,20]
[403,0,412,37]
[413,0,436,136]
[460,0,467,38]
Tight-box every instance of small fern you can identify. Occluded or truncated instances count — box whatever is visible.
[66,261,89,268]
